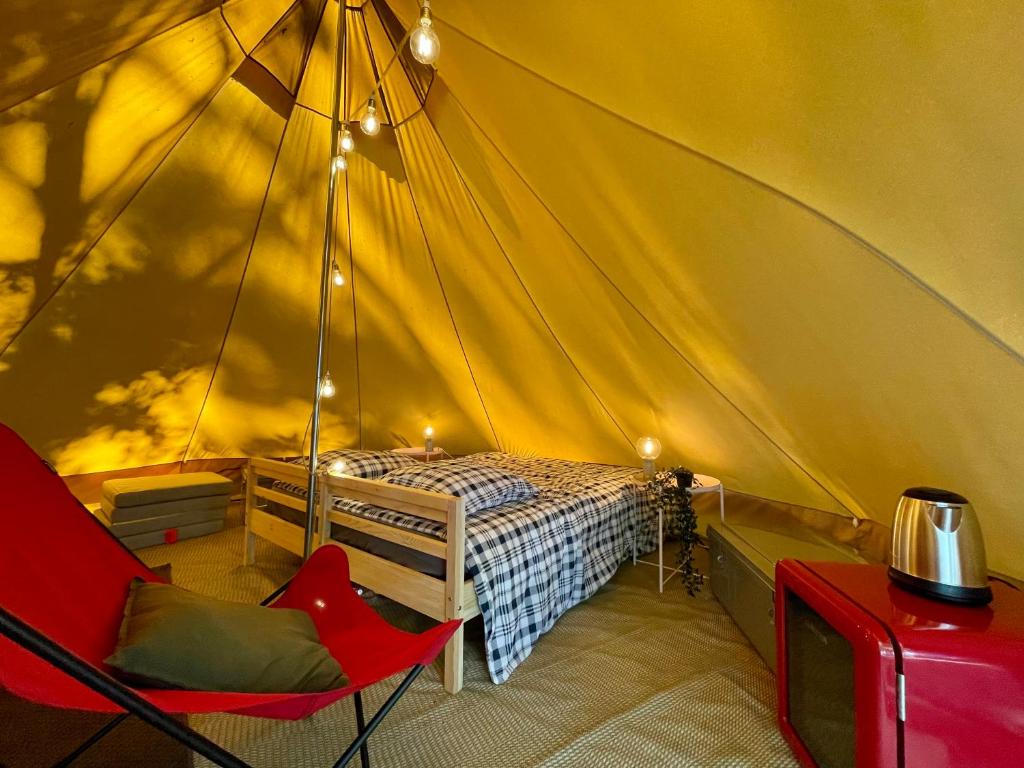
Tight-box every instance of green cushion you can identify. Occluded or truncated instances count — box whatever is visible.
[115,520,224,551]
[98,505,225,537]
[105,580,348,693]
[102,472,232,508]
[101,494,229,524]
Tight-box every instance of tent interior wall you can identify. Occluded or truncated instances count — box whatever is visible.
[1,1,1021,577]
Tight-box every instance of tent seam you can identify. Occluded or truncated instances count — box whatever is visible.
[430,85,857,516]
[395,152,502,451]
[243,0,329,98]
[295,0,332,96]
[366,0,434,127]
[0,72,239,359]
[179,116,292,465]
[344,170,364,449]
[412,110,634,450]
[358,2,395,126]
[242,55,298,100]
[341,32,365,449]
[247,0,305,55]
[180,0,328,463]
[435,18,1023,368]
[1,5,221,112]
[218,6,248,55]
[295,102,332,121]
[382,81,500,449]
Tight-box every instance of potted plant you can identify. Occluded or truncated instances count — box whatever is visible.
[648,467,703,595]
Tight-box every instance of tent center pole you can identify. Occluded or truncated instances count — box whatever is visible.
[305,0,348,559]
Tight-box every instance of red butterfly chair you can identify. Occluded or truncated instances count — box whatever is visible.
[0,424,461,768]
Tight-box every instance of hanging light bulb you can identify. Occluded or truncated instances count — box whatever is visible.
[409,0,440,65]
[635,436,662,479]
[320,372,336,399]
[360,96,380,136]
[332,153,347,173]
[332,261,345,286]
[339,124,355,153]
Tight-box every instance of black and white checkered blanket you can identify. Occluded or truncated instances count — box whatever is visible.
[382,458,539,513]
[274,452,654,683]
[280,449,418,483]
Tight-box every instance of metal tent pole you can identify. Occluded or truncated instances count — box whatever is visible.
[305,0,347,559]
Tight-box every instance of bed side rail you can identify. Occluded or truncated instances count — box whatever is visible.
[320,474,467,621]
[244,458,314,561]
[246,459,469,692]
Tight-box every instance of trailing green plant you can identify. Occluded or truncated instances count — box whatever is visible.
[648,467,702,595]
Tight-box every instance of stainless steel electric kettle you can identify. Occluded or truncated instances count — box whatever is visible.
[888,487,993,605]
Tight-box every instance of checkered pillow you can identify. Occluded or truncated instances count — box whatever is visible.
[381,459,539,513]
[287,449,418,479]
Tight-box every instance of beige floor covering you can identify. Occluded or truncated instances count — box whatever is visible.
[128,518,799,768]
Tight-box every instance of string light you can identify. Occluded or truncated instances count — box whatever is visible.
[320,372,336,399]
[339,125,354,153]
[313,7,441,464]
[360,96,380,136]
[410,0,440,65]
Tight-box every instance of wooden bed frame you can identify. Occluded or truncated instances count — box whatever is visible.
[243,457,479,694]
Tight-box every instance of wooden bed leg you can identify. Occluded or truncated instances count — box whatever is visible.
[244,528,256,566]
[243,463,256,566]
[443,497,467,695]
[318,482,331,548]
[443,624,464,694]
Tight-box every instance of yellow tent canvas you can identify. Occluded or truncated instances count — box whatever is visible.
[1,1,1021,575]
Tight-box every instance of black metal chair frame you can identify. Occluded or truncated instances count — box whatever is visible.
[0,580,423,768]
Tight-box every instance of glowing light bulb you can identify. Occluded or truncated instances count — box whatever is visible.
[360,98,380,136]
[635,436,662,478]
[332,262,345,286]
[320,372,336,399]
[332,154,347,173]
[329,459,346,476]
[339,125,354,153]
[409,1,440,65]
[423,424,434,452]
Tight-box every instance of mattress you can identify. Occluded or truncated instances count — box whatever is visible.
[261,452,655,684]
[260,498,447,578]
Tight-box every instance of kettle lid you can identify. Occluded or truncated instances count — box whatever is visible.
[902,487,969,505]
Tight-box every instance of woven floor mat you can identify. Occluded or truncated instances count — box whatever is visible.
[129,525,798,768]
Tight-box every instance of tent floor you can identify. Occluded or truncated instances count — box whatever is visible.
[2,516,798,767]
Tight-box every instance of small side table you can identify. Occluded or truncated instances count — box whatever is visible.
[391,446,448,463]
[635,473,725,592]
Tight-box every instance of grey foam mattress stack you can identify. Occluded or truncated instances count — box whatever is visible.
[99,472,232,550]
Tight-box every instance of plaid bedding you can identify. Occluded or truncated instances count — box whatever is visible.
[272,452,655,683]
[280,449,418,484]
[381,458,539,513]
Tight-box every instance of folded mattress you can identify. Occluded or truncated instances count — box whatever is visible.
[97,502,227,538]
[102,472,231,508]
[100,495,229,525]
[118,520,224,550]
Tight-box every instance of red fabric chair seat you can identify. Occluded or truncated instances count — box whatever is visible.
[0,423,460,765]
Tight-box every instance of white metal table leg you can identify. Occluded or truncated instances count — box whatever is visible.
[658,504,664,593]
[632,494,638,565]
